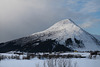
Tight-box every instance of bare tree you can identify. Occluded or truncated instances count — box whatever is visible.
[42,59,77,67]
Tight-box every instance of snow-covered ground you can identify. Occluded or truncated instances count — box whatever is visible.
[0,52,100,67]
[75,58,100,67]
[0,59,43,67]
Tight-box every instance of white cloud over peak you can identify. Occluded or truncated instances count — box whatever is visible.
[80,19,100,28]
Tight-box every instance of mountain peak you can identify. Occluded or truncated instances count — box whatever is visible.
[57,19,74,25]
[45,19,80,33]
[32,19,80,36]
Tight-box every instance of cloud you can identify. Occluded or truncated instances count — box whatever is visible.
[80,19,100,28]
[80,0,100,13]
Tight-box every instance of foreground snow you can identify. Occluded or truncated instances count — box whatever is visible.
[0,58,43,67]
[0,58,100,67]
[73,58,100,67]
[0,52,100,67]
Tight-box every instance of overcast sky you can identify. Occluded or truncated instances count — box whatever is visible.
[0,0,100,42]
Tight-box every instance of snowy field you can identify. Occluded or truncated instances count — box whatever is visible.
[0,52,100,67]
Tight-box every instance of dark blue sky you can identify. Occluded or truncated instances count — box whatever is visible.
[0,0,100,42]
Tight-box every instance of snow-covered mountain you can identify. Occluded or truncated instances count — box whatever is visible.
[0,19,100,53]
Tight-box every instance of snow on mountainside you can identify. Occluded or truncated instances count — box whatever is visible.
[31,19,100,50]
[94,35,100,41]
[0,19,100,53]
